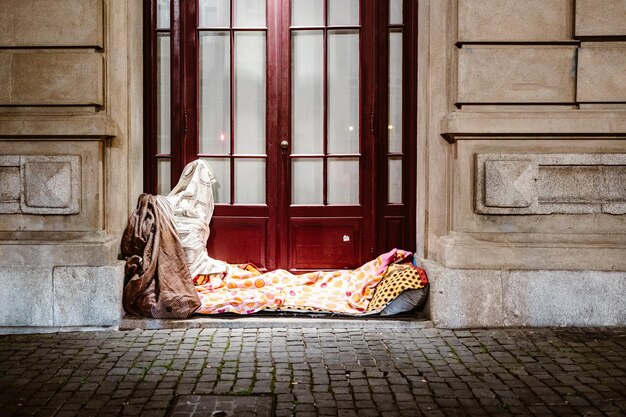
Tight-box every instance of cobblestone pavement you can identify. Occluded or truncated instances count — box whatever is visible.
[0,326,625,416]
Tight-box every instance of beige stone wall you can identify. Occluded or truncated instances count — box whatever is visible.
[419,0,626,270]
[0,0,142,329]
[420,0,626,327]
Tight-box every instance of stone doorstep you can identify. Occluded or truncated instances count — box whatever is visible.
[119,315,434,331]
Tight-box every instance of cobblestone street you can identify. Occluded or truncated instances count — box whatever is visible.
[0,325,625,416]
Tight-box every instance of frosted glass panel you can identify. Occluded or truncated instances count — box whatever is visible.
[157,34,171,155]
[388,157,402,204]
[199,0,230,27]
[156,0,170,28]
[292,158,323,204]
[328,0,359,26]
[200,32,231,155]
[235,159,266,204]
[292,31,323,154]
[328,30,359,154]
[390,0,403,24]
[291,0,323,26]
[234,0,265,27]
[157,159,171,195]
[234,32,266,155]
[204,158,231,203]
[388,31,403,153]
[328,158,359,205]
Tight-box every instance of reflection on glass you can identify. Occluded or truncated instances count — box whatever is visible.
[234,32,266,155]
[234,0,266,27]
[388,31,402,153]
[328,158,359,205]
[388,157,402,204]
[157,159,171,195]
[235,159,266,204]
[200,32,231,155]
[157,34,171,155]
[291,0,323,26]
[328,30,359,154]
[199,0,230,27]
[203,158,231,203]
[390,0,403,24]
[292,158,323,204]
[328,0,359,25]
[292,31,324,154]
[156,0,170,28]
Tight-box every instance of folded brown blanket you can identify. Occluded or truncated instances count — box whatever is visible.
[120,194,200,318]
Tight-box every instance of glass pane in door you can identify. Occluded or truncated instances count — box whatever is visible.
[157,33,171,155]
[234,32,266,155]
[199,0,230,27]
[204,158,231,203]
[234,0,266,27]
[235,159,266,204]
[292,31,324,154]
[328,0,359,25]
[292,159,323,204]
[328,30,359,154]
[388,30,402,153]
[199,32,231,155]
[328,158,359,204]
[292,0,323,26]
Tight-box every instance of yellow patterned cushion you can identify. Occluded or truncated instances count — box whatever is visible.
[367,263,429,313]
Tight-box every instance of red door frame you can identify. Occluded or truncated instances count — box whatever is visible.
[143,0,418,269]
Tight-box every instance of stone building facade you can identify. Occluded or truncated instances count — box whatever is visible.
[0,0,625,330]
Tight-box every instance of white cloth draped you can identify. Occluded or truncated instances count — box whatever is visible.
[159,159,227,277]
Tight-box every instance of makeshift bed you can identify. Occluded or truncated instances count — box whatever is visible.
[121,160,429,319]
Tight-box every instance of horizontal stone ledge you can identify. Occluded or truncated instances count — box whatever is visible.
[441,110,626,142]
[434,232,626,271]
[0,115,119,138]
[0,235,120,266]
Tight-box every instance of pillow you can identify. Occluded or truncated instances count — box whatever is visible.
[367,263,429,314]
[380,287,429,316]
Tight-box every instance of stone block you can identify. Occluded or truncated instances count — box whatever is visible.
[484,160,537,208]
[577,45,626,102]
[0,52,103,106]
[457,47,577,103]
[575,0,626,38]
[503,270,626,326]
[0,0,103,47]
[459,0,573,42]
[0,266,53,327]
[0,141,102,232]
[21,155,81,214]
[476,153,626,214]
[423,260,504,328]
[53,263,124,327]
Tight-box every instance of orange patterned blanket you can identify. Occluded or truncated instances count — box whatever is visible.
[193,249,412,315]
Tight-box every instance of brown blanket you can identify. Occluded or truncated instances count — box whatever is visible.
[120,194,200,318]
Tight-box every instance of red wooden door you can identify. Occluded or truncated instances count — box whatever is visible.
[145,0,416,271]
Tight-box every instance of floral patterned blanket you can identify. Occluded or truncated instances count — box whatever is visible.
[193,249,412,315]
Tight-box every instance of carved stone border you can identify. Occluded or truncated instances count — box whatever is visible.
[475,153,626,215]
[0,155,81,215]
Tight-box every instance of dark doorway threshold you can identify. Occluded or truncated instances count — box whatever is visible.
[120,310,431,330]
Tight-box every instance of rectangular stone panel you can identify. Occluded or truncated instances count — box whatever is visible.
[0,0,103,47]
[0,141,103,232]
[577,45,626,102]
[575,0,626,38]
[476,153,626,214]
[0,266,53,327]
[457,47,577,103]
[53,264,124,326]
[459,0,573,42]
[0,52,103,106]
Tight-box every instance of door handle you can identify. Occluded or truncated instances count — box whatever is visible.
[280,140,289,150]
